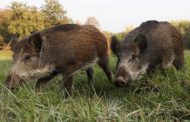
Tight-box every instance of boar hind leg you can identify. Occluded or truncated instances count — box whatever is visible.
[86,67,94,83]
[161,50,174,69]
[36,71,59,89]
[98,56,112,82]
[173,52,184,70]
[61,71,74,97]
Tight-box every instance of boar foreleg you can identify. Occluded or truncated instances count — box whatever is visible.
[98,56,113,82]
[86,67,94,83]
[36,71,59,89]
[173,52,184,70]
[62,74,73,97]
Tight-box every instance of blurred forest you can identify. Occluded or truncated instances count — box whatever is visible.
[0,0,190,49]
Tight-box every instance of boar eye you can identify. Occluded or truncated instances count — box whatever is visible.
[131,55,138,60]
[129,54,138,63]
[24,54,31,61]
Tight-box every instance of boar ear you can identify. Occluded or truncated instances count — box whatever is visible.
[10,37,18,51]
[111,36,120,54]
[134,34,147,54]
[28,33,43,52]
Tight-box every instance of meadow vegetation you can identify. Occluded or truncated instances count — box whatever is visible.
[0,50,190,121]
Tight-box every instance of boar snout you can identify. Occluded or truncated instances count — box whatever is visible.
[114,76,131,87]
[5,74,23,90]
[114,66,131,87]
[114,76,126,87]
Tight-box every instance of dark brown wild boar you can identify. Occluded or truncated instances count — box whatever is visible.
[5,24,112,95]
[111,20,184,87]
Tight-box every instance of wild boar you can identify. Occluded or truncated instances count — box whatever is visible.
[111,20,184,87]
[5,24,112,95]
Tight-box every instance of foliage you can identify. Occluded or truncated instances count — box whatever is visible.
[115,31,127,40]
[114,25,134,41]
[125,25,134,34]
[171,20,190,49]
[41,0,72,27]
[0,51,190,121]
[8,2,45,39]
[103,25,134,54]
[103,31,113,54]
[85,17,100,29]
[103,31,112,40]
[0,0,71,43]
[0,10,11,44]
[0,0,190,51]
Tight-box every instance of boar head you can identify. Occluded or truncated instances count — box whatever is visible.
[111,34,149,87]
[5,33,55,89]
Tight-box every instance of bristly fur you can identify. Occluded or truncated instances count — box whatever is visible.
[111,20,184,87]
[5,24,112,93]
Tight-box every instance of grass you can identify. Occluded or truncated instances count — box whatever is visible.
[0,50,190,121]
[0,50,12,60]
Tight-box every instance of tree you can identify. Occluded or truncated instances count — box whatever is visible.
[0,10,11,44]
[114,25,134,41]
[85,17,100,29]
[41,0,71,27]
[103,31,113,54]
[8,2,45,39]
[125,25,134,33]
[171,20,190,49]
[75,19,82,25]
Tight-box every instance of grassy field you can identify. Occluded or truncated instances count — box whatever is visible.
[0,50,190,121]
